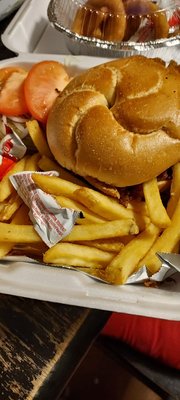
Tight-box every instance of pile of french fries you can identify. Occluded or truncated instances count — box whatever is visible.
[0,119,179,284]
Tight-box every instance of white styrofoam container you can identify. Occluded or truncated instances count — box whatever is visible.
[0,53,180,320]
[1,0,70,55]
[0,0,25,21]
[1,0,180,62]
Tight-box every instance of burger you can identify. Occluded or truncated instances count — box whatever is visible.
[46,55,180,202]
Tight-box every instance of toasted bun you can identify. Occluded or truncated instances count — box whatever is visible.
[47,55,180,187]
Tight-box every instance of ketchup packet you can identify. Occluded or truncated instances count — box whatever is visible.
[10,171,81,247]
[0,155,16,181]
[0,131,26,161]
[0,116,27,179]
[129,6,180,42]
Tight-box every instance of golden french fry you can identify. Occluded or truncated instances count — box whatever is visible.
[0,204,31,258]
[32,174,137,221]
[79,238,124,253]
[0,241,14,258]
[0,192,22,221]
[62,219,139,242]
[38,155,63,173]
[12,203,31,225]
[127,200,150,230]
[105,223,161,284]
[143,177,171,228]
[127,199,148,215]
[24,153,41,171]
[131,213,150,232]
[32,174,148,229]
[32,173,79,197]
[26,120,52,158]
[139,198,180,274]
[55,195,106,224]
[0,156,27,202]
[73,187,135,221]
[167,162,180,218]
[0,222,41,243]
[38,155,87,186]
[44,242,114,268]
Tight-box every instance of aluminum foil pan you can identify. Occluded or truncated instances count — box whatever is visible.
[47,0,180,58]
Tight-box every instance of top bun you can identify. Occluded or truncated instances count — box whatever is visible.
[47,55,180,187]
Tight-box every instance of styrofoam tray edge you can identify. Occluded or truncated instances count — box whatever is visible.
[0,53,179,320]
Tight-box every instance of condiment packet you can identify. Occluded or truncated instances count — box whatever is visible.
[0,130,27,180]
[0,155,16,180]
[129,3,180,43]
[10,171,81,247]
[0,131,27,161]
[1,115,29,140]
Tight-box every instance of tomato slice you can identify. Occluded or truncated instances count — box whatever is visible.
[0,69,29,116]
[0,66,27,87]
[23,60,70,123]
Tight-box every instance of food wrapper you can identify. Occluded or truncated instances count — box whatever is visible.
[0,131,26,161]
[125,258,179,284]
[0,155,16,180]
[0,115,28,180]
[10,171,81,247]
[128,7,180,42]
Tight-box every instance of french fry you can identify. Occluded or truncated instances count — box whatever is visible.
[79,238,124,253]
[25,152,41,171]
[105,223,161,284]
[0,222,41,243]
[12,203,31,225]
[127,199,148,215]
[72,187,135,221]
[0,204,31,258]
[138,198,180,274]
[26,120,52,158]
[0,192,22,221]
[32,173,80,197]
[55,195,106,224]
[167,162,180,218]
[143,177,171,228]
[62,219,139,242]
[0,240,14,258]
[32,174,137,221]
[0,156,27,202]
[44,242,115,268]
[38,155,88,186]
[32,173,151,229]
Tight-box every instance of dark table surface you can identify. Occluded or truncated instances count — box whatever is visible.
[0,11,110,400]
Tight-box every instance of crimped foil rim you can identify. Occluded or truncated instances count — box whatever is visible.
[47,0,180,51]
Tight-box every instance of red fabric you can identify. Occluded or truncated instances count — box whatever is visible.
[102,313,180,369]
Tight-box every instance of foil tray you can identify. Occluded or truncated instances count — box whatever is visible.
[47,0,180,57]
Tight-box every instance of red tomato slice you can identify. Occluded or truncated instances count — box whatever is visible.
[24,60,70,123]
[0,69,29,116]
[0,66,27,86]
